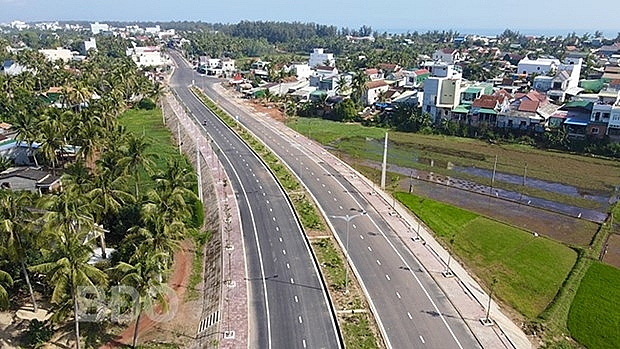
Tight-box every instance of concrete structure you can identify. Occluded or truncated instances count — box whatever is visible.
[1,60,28,76]
[0,167,61,194]
[308,48,334,68]
[90,22,109,35]
[83,38,97,54]
[364,80,389,106]
[517,57,561,76]
[432,48,461,64]
[145,25,161,35]
[39,48,74,62]
[292,63,312,80]
[422,63,463,122]
[126,46,168,67]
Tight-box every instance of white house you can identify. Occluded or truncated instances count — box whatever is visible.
[83,38,97,54]
[308,48,335,68]
[90,22,109,35]
[432,48,461,64]
[364,80,389,106]
[292,63,312,80]
[517,57,561,76]
[39,48,74,62]
[126,46,168,67]
[422,63,464,123]
[145,25,161,35]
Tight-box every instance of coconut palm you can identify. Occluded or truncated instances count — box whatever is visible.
[351,71,369,105]
[0,269,13,310]
[118,134,157,198]
[110,250,170,348]
[32,189,107,349]
[0,190,39,312]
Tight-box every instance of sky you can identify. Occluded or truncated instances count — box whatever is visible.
[1,0,619,37]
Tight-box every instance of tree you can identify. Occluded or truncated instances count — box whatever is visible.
[111,250,170,348]
[118,134,157,198]
[0,190,39,312]
[32,189,107,349]
[0,268,13,310]
[351,71,369,106]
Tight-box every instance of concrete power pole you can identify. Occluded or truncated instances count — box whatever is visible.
[380,132,388,190]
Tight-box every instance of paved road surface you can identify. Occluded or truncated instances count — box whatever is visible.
[170,53,341,349]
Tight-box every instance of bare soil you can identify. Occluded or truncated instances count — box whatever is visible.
[602,234,620,269]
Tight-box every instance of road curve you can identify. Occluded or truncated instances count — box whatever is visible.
[169,52,342,349]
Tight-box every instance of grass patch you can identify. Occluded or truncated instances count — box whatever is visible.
[568,261,620,349]
[288,118,620,208]
[340,313,381,349]
[395,192,577,319]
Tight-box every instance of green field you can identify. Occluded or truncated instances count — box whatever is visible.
[568,262,620,349]
[395,192,578,319]
[288,118,620,210]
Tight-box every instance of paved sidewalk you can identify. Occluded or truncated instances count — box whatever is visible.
[166,91,249,349]
[209,83,532,349]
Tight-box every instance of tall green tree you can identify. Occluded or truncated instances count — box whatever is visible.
[0,190,39,312]
[0,268,13,310]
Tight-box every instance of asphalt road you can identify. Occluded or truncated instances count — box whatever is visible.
[169,52,341,349]
[191,74,483,348]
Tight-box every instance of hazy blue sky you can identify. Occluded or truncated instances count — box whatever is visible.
[1,0,619,36]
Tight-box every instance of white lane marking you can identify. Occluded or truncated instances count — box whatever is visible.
[259,185,263,190]
[407,312,413,320]
[316,178,320,181]
[290,278,295,284]
[302,339,307,348]
[275,227,279,232]
[339,205,343,210]
[278,237,282,242]
[282,249,286,255]
[367,246,372,252]
[272,217,276,221]
[360,235,364,240]
[396,291,401,299]
[376,260,381,266]
[333,197,337,201]
[420,336,426,344]
[328,190,332,194]
[322,184,326,187]
[294,295,299,303]
[298,316,303,324]
[352,224,356,229]
[270,208,273,212]
[286,263,290,269]
[385,274,391,281]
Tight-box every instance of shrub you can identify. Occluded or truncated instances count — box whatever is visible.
[137,98,156,110]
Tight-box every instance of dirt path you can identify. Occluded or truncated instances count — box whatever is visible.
[99,240,193,348]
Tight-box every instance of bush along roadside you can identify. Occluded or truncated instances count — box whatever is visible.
[189,86,383,349]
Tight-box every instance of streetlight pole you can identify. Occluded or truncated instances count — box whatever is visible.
[330,209,367,294]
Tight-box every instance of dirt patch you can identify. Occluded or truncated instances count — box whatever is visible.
[602,234,620,268]
[247,100,287,122]
[100,240,198,348]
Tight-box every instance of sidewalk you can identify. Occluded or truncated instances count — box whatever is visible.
[209,83,532,349]
[165,91,248,349]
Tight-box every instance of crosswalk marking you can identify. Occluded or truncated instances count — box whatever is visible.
[198,310,220,334]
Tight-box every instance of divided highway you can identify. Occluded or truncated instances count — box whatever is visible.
[185,70,484,347]
[169,52,341,349]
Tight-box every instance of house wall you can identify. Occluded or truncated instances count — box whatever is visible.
[309,48,335,67]
[517,58,560,76]
[439,79,460,106]
[0,177,36,192]
[365,85,389,106]
[533,76,553,92]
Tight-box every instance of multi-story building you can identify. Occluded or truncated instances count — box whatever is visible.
[308,48,335,68]
[422,62,463,123]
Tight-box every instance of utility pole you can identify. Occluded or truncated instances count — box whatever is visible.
[380,132,388,190]
[196,141,203,202]
[490,154,498,195]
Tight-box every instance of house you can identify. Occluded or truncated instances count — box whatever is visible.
[607,99,620,142]
[432,48,461,64]
[460,83,494,104]
[83,38,97,54]
[250,60,270,70]
[364,80,389,106]
[364,68,383,81]
[551,100,594,137]
[126,46,168,67]
[0,167,61,194]
[466,90,512,126]
[503,53,524,66]
[1,60,28,76]
[291,63,312,80]
[308,48,335,68]
[517,57,560,76]
[378,63,401,75]
[39,48,75,62]
[422,63,464,123]
[392,90,421,107]
[401,69,430,89]
[0,122,12,135]
[497,90,558,130]
[90,22,109,35]
[588,89,620,138]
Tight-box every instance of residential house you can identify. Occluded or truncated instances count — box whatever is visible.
[401,69,430,89]
[364,80,389,106]
[39,48,74,62]
[126,46,168,67]
[83,38,97,54]
[467,90,511,126]
[497,90,558,130]
[308,48,335,68]
[385,70,407,87]
[503,53,524,66]
[392,90,421,107]
[0,167,61,194]
[548,100,593,137]
[364,68,383,81]
[607,98,620,142]
[422,63,463,123]
[432,48,461,64]
[1,60,28,76]
[90,22,109,35]
[291,63,312,80]
[517,57,560,76]
[588,89,620,138]
[378,63,401,75]
[309,66,339,95]
[597,43,620,58]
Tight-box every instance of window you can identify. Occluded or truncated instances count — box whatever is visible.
[591,127,600,134]
[603,113,610,120]
[593,112,601,121]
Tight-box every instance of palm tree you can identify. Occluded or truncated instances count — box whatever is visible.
[118,134,157,198]
[32,189,107,349]
[351,71,369,106]
[110,250,170,348]
[335,75,351,96]
[0,268,13,310]
[0,190,39,312]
